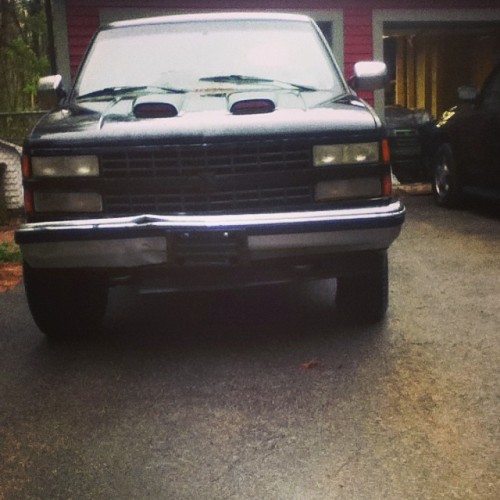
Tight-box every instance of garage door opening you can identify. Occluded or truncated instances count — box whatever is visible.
[384,22,500,119]
[381,21,500,182]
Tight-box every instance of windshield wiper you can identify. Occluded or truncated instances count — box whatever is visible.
[199,75,318,92]
[75,85,186,101]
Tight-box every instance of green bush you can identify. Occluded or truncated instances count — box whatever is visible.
[0,241,21,262]
[0,111,46,145]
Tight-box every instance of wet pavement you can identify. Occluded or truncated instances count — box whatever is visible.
[0,194,499,499]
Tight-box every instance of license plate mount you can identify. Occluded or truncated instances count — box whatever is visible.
[170,230,248,266]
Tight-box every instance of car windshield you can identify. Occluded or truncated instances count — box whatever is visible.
[73,19,344,99]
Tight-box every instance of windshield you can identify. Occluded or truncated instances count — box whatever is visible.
[73,19,344,99]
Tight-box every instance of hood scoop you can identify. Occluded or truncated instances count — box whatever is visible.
[133,94,179,119]
[228,93,276,115]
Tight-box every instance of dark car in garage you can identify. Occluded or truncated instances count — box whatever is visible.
[430,63,500,207]
[384,104,434,183]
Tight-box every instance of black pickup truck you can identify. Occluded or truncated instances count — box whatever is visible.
[15,13,405,338]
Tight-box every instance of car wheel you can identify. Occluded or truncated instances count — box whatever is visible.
[432,143,463,207]
[23,263,108,339]
[335,252,388,322]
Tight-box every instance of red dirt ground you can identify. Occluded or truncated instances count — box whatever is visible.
[0,224,22,292]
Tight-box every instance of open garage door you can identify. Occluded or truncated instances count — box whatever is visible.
[384,22,500,118]
[380,20,500,182]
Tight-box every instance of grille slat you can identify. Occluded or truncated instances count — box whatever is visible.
[388,129,421,158]
[100,140,314,214]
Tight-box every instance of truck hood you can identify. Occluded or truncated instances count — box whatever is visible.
[27,90,381,147]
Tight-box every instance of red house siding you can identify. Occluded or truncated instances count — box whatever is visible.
[343,7,373,76]
[66,4,100,75]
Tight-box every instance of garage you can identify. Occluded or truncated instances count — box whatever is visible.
[373,9,500,181]
[383,22,500,119]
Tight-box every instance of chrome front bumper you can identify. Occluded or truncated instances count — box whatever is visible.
[16,201,405,269]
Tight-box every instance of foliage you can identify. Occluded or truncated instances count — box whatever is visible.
[0,110,45,144]
[0,0,50,112]
[0,241,21,262]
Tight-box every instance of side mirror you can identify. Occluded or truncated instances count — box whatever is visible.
[350,61,387,92]
[37,75,66,109]
[457,85,478,103]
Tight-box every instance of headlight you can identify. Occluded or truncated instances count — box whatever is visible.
[313,143,379,166]
[33,192,102,212]
[31,156,99,177]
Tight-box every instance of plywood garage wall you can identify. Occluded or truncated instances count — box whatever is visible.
[393,32,500,118]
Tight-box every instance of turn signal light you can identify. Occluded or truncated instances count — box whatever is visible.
[382,138,391,165]
[24,189,34,216]
[22,155,31,178]
[381,172,392,197]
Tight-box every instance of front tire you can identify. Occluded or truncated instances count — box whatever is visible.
[335,252,388,323]
[432,143,463,208]
[23,263,108,339]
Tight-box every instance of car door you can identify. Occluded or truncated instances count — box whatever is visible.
[457,66,500,187]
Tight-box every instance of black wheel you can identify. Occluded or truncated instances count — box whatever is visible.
[335,252,388,323]
[432,143,463,208]
[23,263,108,339]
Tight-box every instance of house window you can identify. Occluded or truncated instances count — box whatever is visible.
[317,21,333,47]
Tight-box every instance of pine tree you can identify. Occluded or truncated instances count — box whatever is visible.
[0,0,49,112]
